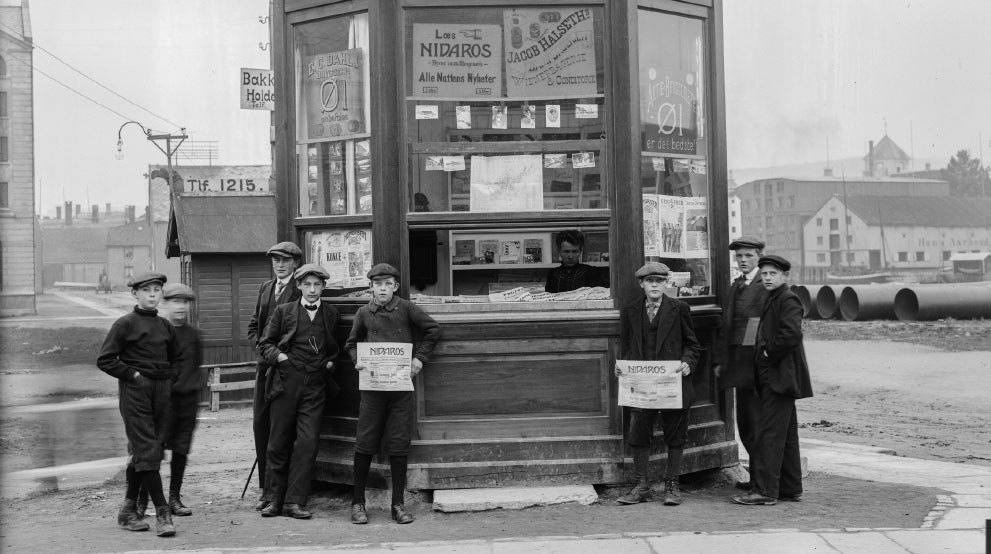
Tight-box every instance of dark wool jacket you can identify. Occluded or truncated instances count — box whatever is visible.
[247,277,302,356]
[714,275,768,389]
[344,295,441,364]
[619,294,701,407]
[754,284,813,399]
[97,306,184,381]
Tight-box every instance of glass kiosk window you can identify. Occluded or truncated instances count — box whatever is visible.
[638,9,713,298]
[402,6,611,303]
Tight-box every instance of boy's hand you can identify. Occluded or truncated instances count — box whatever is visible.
[713,364,723,378]
[277,353,289,363]
[354,364,367,371]
[614,363,622,377]
[325,361,335,371]
[678,362,691,376]
[411,358,424,377]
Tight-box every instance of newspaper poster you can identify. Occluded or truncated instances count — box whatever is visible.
[617,360,683,410]
[345,229,372,287]
[411,23,502,98]
[469,154,543,211]
[302,48,365,142]
[642,195,660,257]
[658,195,684,257]
[684,196,709,258]
[503,8,597,98]
[356,342,414,392]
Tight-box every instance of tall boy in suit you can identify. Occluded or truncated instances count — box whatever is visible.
[258,264,341,519]
[732,255,813,506]
[614,262,700,506]
[713,236,768,490]
[246,241,303,510]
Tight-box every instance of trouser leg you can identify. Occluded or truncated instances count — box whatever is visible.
[253,365,271,493]
[778,404,803,497]
[284,373,327,506]
[266,368,302,504]
[736,388,759,466]
[169,453,187,496]
[754,385,795,499]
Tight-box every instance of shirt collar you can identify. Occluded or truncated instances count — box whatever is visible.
[644,296,664,307]
[744,267,759,285]
[300,298,320,309]
[368,295,401,313]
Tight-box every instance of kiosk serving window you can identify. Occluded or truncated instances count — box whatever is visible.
[401,5,611,304]
[294,13,372,217]
[638,9,712,298]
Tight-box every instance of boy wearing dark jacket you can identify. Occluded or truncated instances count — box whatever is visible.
[258,264,341,519]
[614,262,700,506]
[97,272,184,537]
[344,263,441,525]
[732,255,813,506]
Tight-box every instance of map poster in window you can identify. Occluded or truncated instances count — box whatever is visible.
[504,8,597,98]
[684,196,709,258]
[469,155,543,212]
[412,23,502,98]
[303,48,366,142]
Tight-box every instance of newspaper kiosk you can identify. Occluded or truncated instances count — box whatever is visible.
[270,0,734,489]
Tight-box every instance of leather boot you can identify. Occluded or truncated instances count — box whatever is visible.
[617,447,651,504]
[155,506,176,537]
[117,499,150,532]
[135,490,149,519]
[169,493,192,516]
[662,478,682,506]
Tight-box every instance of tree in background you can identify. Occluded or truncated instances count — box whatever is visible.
[942,149,989,196]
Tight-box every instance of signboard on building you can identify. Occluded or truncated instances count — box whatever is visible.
[149,165,272,222]
[302,49,366,141]
[503,8,597,98]
[639,19,703,155]
[240,68,275,110]
[412,23,502,98]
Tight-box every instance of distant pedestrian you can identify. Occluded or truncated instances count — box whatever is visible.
[713,236,768,491]
[614,262,699,506]
[345,263,441,525]
[257,264,341,519]
[97,272,184,537]
[246,241,303,511]
[732,255,813,506]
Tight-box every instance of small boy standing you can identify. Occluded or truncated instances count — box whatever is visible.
[614,262,699,506]
[258,264,341,519]
[345,263,441,525]
[97,272,184,537]
[158,283,205,516]
[732,255,813,506]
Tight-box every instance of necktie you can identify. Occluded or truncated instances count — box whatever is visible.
[274,281,285,299]
[647,302,660,322]
[304,303,319,311]
[733,275,747,290]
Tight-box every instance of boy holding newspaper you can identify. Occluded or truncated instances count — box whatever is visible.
[344,263,441,525]
[614,262,700,506]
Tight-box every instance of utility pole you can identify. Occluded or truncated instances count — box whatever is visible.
[117,121,188,271]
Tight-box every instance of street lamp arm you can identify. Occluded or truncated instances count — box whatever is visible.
[117,120,151,151]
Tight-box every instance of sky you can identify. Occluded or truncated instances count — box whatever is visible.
[20,0,991,213]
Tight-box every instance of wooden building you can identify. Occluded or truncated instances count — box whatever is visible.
[271,0,734,489]
[0,0,36,316]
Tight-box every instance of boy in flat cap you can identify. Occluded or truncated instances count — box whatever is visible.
[713,236,767,491]
[345,262,441,525]
[257,264,341,519]
[614,262,700,506]
[732,255,813,506]
[136,283,204,519]
[97,272,184,537]
[247,241,303,511]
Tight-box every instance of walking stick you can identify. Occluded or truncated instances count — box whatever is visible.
[241,458,258,499]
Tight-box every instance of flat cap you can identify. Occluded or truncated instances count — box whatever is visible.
[127,271,167,289]
[757,255,791,272]
[367,263,400,280]
[266,241,303,259]
[162,282,195,300]
[729,235,766,251]
[635,262,671,279]
[294,263,329,282]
